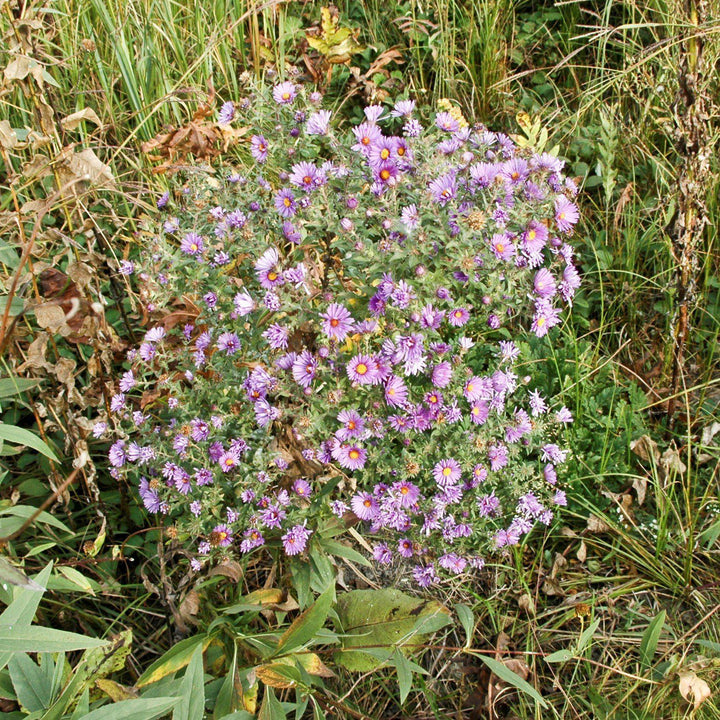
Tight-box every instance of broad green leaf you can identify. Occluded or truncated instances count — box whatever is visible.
[0,378,41,399]
[213,647,238,719]
[334,589,452,672]
[455,604,474,648]
[69,688,90,720]
[173,644,205,720]
[0,627,107,654]
[76,696,179,720]
[137,635,210,687]
[0,424,58,461]
[1,505,73,537]
[216,713,254,720]
[257,687,285,720]
[0,562,52,671]
[275,585,334,655]
[474,655,547,709]
[9,653,53,712]
[639,610,666,670]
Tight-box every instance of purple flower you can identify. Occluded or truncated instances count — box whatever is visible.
[218,101,235,125]
[263,323,290,350]
[413,563,439,588]
[293,478,312,497]
[470,401,489,425]
[433,458,461,486]
[274,188,296,217]
[352,122,383,154]
[556,406,574,423]
[533,268,557,299]
[273,81,298,104]
[439,553,467,574]
[529,390,548,416]
[435,112,460,133]
[373,543,392,564]
[289,161,320,191]
[428,173,457,205]
[554,196,580,233]
[391,99,416,118]
[282,524,311,555]
[333,442,367,471]
[180,232,204,256]
[336,409,365,440]
[431,362,453,388]
[234,290,256,316]
[398,538,414,558]
[217,332,241,355]
[108,440,126,467]
[119,260,134,275]
[448,307,470,327]
[218,450,240,473]
[384,374,408,408]
[292,350,317,388]
[346,354,378,385]
[211,524,233,547]
[255,247,283,289]
[240,528,265,553]
[306,109,332,135]
[320,303,354,341]
[488,444,509,471]
[119,370,135,392]
[392,481,420,508]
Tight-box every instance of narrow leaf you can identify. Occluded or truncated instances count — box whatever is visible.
[454,604,474,647]
[0,627,107,654]
[137,635,209,687]
[576,618,601,653]
[475,655,548,709]
[276,585,334,654]
[173,643,205,720]
[0,424,58,461]
[639,610,666,670]
[392,649,413,705]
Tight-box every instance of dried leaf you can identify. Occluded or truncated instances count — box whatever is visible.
[17,332,53,372]
[174,589,200,631]
[630,434,660,463]
[660,447,686,478]
[61,108,103,131]
[207,560,242,583]
[34,303,67,333]
[517,593,535,615]
[0,120,17,149]
[678,671,711,710]
[632,476,648,506]
[576,540,587,563]
[64,148,115,188]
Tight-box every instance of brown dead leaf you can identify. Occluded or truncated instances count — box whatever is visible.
[630,434,660,463]
[61,108,103,131]
[17,332,53,372]
[64,148,115,188]
[174,589,200,631]
[34,303,68,334]
[576,540,587,563]
[632,476,648,506]
[660,447,686,478]
[517,593,535,615]
[0,120,17,150]
[208,560,242,583]
[678,671,712,710]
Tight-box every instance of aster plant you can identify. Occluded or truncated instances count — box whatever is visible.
[104,83,581,587]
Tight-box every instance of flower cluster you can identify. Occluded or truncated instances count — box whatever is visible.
[105,82,580,585]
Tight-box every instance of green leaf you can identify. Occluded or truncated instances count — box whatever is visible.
[0,562,52,671]
[334,589,452,672]
[9,654,53,712]
[56,567,95,595]
[0,424,58,461]
[258,687,285,720]
[0,378,41,400]
[316,538,371,567]
[213,647,237,719]
[455,604,474,648]
[0,506,72,534]
[275,585,334,655]
[216,713,255,720]
[0,296,25,318]
[639,610,666,670]
[75,696,179,720]
[576,618,601,653]
[474,655,547,709]
[392,649,413,705]
[137,635,209,688]
[0,557,46,592]
[544,648,574,663]
[0,627,107,654]
[173,644,204,720]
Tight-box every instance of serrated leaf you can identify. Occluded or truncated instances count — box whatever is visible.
[475,654,547,708]
[639,610,666,670]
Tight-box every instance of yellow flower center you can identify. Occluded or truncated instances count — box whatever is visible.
[442,467,452,476]
[349,449,360,460]
[356,363,368,375]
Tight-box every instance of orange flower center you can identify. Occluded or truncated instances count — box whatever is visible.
[349,449,360,460]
